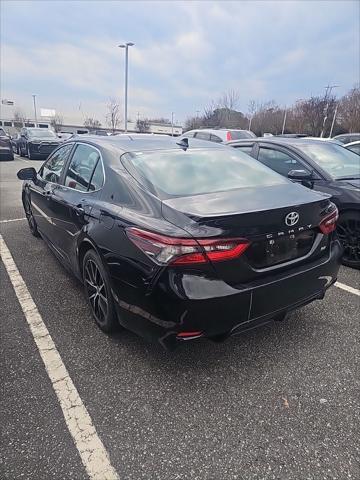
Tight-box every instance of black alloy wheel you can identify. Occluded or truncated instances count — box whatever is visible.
[83,250,119,332]
[23,195,40,237]
[27,145,36,160]
[337,211,360,269]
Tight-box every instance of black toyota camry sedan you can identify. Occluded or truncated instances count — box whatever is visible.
[227,137,360,269]
[17,135,342,350]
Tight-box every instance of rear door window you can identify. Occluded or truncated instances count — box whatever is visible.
[233,145,254,155]
[88,158,105,191]
[347,144,360,156]
[64,144,100,191]
[194,132,211,141]
[210,134,222,143]
[257,147,310,177]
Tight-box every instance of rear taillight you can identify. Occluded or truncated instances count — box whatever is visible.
[319,206,339,234]
[226,131,232,141]
[126,227,249,266]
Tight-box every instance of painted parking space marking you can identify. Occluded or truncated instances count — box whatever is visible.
[335,281,360,297]
[0,218,26,224]
[0,234,119,480]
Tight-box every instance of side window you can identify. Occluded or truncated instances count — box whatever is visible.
[40,144,73,183]
[195,132,211,141]
[64,144,100,191]
[233,145,253,154]
[210,134,222,143]
[257,147,309,177]
[88,159,104,191]
[347,144,360,155]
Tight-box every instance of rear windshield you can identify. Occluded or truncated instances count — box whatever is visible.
[229,130,256,140]
[121,148,286,197]
[296,142,360,179]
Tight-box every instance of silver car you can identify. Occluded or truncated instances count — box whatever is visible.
[183,128,256,143]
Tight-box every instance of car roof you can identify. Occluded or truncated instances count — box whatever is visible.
[69,134,224,152]
[185,128,250,132]
[226,137,342,147]
[333,133,360,138]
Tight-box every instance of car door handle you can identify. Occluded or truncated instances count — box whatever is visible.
[44,190,54,198]
[74,204,85,216]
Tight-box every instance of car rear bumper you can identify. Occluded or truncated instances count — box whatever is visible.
[112,239,342,350]
[0,147,13,159]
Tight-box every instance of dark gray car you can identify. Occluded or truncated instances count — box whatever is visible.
[0,127,14,161]
[226,137,360,269]
[18,127,63,160]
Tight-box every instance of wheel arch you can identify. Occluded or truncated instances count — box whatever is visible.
[77,237,108,280]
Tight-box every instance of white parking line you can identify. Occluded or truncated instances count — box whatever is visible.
[335,281,360,297]
[0,218,26,224]
[0,234,119,480]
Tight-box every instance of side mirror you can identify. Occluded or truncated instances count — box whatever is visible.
[288,169,312,180]
[288,169,314,189]
[17,167,37,181]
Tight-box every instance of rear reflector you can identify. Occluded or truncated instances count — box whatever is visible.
[226,131,232,141]
[319,206,339,235]
[177,331,203,339]
[126,227,250,266]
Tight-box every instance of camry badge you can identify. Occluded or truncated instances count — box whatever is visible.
[285,211,299,226]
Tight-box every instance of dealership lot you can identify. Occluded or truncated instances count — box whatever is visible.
[1,156,359,479]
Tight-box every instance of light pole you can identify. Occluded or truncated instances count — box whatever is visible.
[281,108,287,134]
[32,94,38,126]
[329,103,338,138]
[118,42,134,133]
[320,84,339,138]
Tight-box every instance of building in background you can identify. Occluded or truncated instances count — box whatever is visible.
[0,118,183,136]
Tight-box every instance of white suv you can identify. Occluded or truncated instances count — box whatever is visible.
[183,128,256,143]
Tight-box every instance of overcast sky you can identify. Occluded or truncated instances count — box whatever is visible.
[1,0,359,126]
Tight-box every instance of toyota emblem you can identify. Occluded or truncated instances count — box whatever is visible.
[285,211,299,226]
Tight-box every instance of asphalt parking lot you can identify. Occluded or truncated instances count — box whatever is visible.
[1,155,359,480]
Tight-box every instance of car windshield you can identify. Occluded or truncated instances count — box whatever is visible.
[296,142,360,179]
[122,148,286,197]
[28,129,56,138]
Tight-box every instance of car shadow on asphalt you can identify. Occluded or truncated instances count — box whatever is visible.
[106,306,318,375]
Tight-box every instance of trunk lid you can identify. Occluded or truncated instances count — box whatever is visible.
[162,183,332,284]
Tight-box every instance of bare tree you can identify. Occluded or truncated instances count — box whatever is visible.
[84,117,102,131]
[13,109,26,129]
[338,85,360,133]
[218,89,240,110]
[136,118,150,133]
[184,116,202,131]
[50,114,64,133]
[247,100,257,130]
[106,98,121,133]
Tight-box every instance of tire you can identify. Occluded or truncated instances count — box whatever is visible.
[19,144,25,157]
[337,211,360,269]
[23,194,40,237]
[82,250,119,333]
[27,145,36,160]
